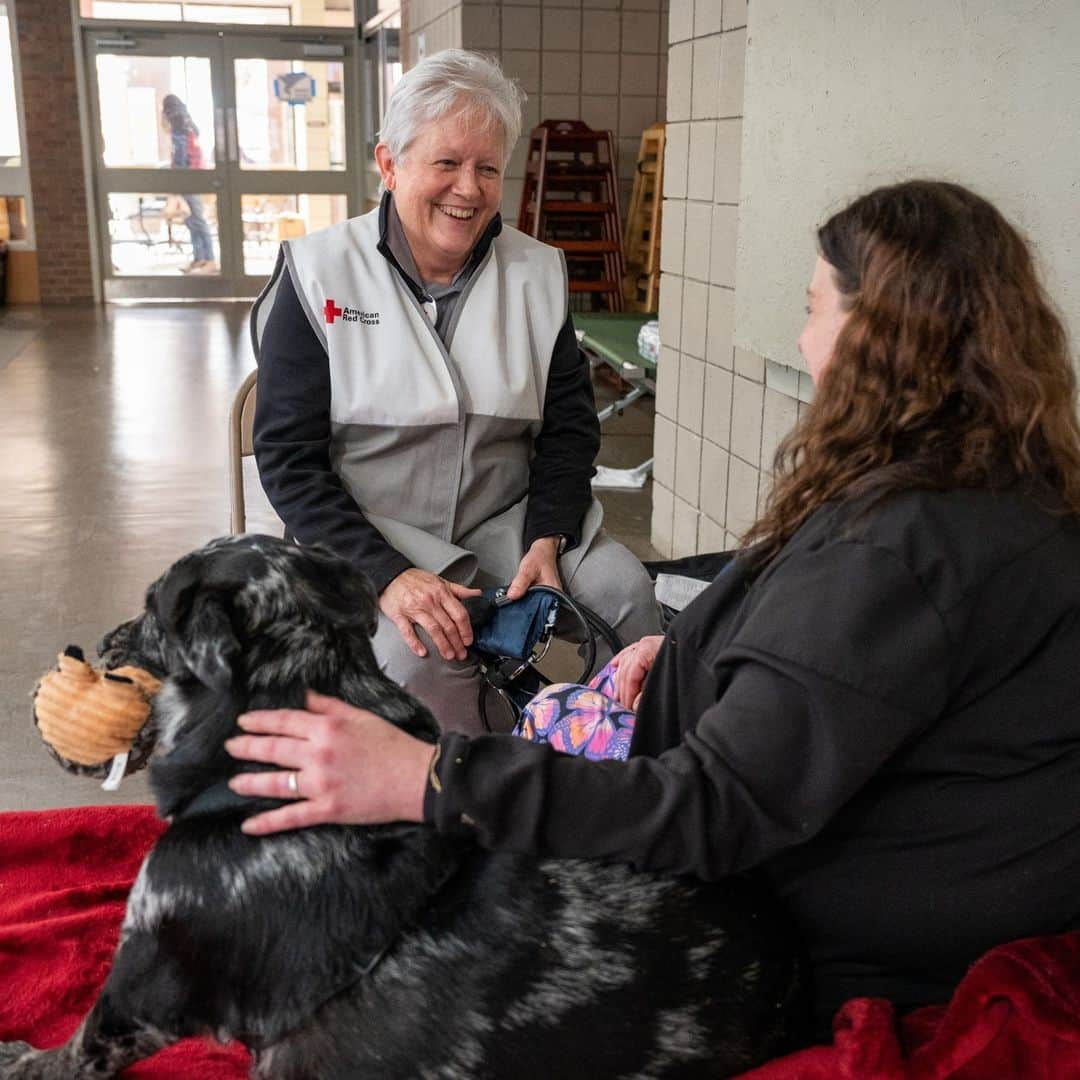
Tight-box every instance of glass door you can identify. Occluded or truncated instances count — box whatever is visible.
[84,28,357,299]
[225,36,355,289]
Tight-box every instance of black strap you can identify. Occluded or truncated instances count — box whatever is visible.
[469,586,624,733]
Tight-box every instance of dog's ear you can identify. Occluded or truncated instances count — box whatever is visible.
[292,544,380,637]
[151,555,241,692]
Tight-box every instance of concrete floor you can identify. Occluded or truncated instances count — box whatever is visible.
[0,301,657,812]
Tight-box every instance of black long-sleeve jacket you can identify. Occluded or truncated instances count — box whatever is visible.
[425,486,1080,1021]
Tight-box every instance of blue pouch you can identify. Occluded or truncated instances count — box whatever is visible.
[472,588,560,661]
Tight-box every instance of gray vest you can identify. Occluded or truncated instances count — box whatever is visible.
[284,208,601,584]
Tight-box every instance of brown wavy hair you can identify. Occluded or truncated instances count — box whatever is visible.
[742,179,1080,566]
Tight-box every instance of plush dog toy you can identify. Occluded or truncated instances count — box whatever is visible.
[33,645,162,787]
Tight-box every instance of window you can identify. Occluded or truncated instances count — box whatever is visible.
[80,0,351,29]
[1,0,22,166]
[0,0,33,247]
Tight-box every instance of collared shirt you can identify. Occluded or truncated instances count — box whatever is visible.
[382,194,487,345]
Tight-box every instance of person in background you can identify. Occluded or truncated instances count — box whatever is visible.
[161,94,216,274]
[229,178,1080,1039]
[251,50,661,736]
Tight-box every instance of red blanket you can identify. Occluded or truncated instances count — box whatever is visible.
[1,806,1078,1079]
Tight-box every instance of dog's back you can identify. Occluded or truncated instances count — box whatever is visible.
[122,818,798,1079]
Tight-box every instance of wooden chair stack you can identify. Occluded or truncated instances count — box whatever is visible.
[621,122,665,313]
[517,120,625,313]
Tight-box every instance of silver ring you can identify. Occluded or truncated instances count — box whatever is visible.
[287,771,299,796]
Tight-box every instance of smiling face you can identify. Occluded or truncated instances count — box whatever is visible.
[375,108,505,285]
[798,256,853,387]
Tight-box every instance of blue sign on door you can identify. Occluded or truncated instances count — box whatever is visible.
[273,72,317,105]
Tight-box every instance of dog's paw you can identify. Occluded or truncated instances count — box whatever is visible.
[0,1041,35,1073]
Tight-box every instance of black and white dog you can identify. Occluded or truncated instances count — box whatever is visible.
[1,536,801,1079]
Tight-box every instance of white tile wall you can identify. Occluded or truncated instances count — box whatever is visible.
[501,49,541,92]
[543,8,582,49]
[666,41,693,121]
[693,0,722,37]
[682,200,712,281]
[730,375,763,466]
[697,510,727,555]
[699,438,729,522]
[651,485,675,558]
[668,0,693,42]
[622,9,661,52]
[709,202,737,286]
[581,93,620,132]
[655,345,680,419]
[717,26,746,117]
[680,278,709,358]
[580,55,620,94]
[705,284,734,367]
[713,118,740,203]
[653,413,677,487]
[761,385,799,473]
[675,426,702,503]
[652,2,804,557]
[582,9,619,49]
[462,4,501,48]
[677,352,705,433]
[662,120,689,197]
[658,271,683,349]
[726,455,760,534]
[722,0,746,30]
[621,52,659,95]
[690,35,721,119]
[412,1,670,224]
[619,94,661,136]
[502,5,540,47]
[703,363,733,444]
[686,120,716,201]
[659,199,686,274]
[543,51,582,92]
[672,496,700,558]
[733,345,764,381]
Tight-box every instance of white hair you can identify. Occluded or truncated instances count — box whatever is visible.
[378,49,526,171]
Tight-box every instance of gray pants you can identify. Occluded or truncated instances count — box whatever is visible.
[373,529,661,736]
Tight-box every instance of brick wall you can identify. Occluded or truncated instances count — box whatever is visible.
[14,0,94,303]
[651,0,811,558]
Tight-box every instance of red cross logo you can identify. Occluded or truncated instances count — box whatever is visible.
[324,298,343,324]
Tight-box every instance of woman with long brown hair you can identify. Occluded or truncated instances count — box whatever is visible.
[226,180,1080,1038]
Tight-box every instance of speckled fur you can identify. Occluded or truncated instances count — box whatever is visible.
[0,536,801,1079]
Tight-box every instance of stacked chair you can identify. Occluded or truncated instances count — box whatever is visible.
[621,122,665,313]
[517,120,625,313]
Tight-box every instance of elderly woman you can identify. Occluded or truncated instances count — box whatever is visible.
[252,50,660,736]
[234,179,1080,1039]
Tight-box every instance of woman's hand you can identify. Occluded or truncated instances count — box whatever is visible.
[611,635,665,710]
[225,690,436,835]
[506,536,562,601]
[379,568,481,661]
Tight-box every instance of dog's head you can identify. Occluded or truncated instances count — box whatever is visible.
[97,535,431,818]
[100,535,379,686]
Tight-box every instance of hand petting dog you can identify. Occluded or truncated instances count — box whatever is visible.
[227,689,434,835]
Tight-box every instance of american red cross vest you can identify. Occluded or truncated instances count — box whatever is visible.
[281,207,592,582]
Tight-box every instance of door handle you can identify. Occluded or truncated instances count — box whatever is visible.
[214,107,226,164]
[226,106,239,165]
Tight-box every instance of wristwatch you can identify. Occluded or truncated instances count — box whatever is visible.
[555,534,571,556]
